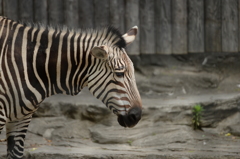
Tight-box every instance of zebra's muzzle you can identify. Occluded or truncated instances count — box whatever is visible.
[117,107,142,128]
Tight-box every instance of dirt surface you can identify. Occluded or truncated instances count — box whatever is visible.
[0,53,240,159]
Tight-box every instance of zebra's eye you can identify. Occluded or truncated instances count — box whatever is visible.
[115,72,124,77]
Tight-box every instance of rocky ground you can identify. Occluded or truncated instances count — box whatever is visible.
[0,53,240,159]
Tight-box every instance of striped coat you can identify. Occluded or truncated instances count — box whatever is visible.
[0,16,142,158]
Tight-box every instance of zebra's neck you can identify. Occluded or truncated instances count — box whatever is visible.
[0,17,126,106]
[0,17,96,105]
[31,24,95,97]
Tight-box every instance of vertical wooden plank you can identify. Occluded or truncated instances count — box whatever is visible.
[78,0,94,28]
[0,0,3,15]
[19,0,33,22]
[118,0,125,32]
[205,0,222,52]
[109,0,125,32]
[48,0,64,25]
[222,0,238,52]
[94,0,109,28]
[64,0,79,29]
[125,0,140,55]
[172,0,187,54]
[140,0,155,54]
[34,0,48,24]
[155,0,172,54]
[3,0,19,20]
[188,0,204,53]
[239,0,240,51]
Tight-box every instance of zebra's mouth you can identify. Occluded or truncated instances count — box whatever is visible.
[117,107,142,128]
[117,115,128,127]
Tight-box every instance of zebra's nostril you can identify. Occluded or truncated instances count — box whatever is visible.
[128,107,142,120]
[126,106,142,127]
[128,114,137,122]
[117,107,142,128]
[117,115,127,127]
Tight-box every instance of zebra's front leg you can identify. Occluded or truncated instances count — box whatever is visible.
[6,114,32,159]
[0,109,7,142]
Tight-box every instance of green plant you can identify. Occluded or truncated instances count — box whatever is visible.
[192,104,204,130]
[127,140,133,146]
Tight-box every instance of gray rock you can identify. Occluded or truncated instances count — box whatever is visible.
[51,120,93,140]
[1,54,240,159]
[227,122,240,136]
[42,128,55,139]
[81,105,111,121]
[132,125,193,147]
[201,99,240,128]
[28,117,66,136]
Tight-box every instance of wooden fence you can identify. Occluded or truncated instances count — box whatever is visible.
[0,0,239,55]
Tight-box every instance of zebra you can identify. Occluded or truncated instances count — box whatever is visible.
[0,16,142,159]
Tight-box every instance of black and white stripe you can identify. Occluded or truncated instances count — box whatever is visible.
[0,17,142,159]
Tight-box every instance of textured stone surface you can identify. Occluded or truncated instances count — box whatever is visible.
[1,54,240,159]
[1,94,239,159]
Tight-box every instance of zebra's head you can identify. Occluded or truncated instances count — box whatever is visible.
[88,26,142,128]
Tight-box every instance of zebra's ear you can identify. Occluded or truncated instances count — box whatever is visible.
[90,45,108,60]
[122,26,138,45]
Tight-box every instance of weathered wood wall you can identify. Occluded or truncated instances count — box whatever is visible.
[0,0,240,55]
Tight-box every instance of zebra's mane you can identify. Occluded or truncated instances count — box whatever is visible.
[19,20,127,49]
